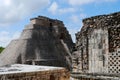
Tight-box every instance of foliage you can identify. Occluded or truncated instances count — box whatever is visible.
[0,47,4,53]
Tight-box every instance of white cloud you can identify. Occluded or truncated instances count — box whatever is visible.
[67,0,117,6]
[48,2,58,14]
[0,31,21,47]
[59,8,75,14]
[70,15,80,23]
[68,0,95,6]
[70,13,87,23]
[4,0,11,6]
[48,1,76,15]
[0,0,50,26]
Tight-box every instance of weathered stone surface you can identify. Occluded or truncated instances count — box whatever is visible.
[73,12,120,74]
[71,72,120,80]
[0,64,70,80]
[0,16,74,70]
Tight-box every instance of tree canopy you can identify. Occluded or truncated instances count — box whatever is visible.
[0,47,4,53]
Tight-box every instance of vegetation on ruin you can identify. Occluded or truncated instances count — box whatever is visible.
[0,47,4,53]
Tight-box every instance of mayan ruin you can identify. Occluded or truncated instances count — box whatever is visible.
[0,16,74,70]
[0,11,120,80]
[72,12,120,80]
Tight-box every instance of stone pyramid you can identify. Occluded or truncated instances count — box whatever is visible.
[0,16,74,70]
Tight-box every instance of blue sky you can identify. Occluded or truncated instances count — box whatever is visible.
[0,0,120,47]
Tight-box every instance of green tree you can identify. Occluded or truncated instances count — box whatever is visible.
[0,47,4,53]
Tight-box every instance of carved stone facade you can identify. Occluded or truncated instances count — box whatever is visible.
[0,16,74,70]
[73,12,120,74]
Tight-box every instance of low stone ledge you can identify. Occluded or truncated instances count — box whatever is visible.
[71,72,120,80]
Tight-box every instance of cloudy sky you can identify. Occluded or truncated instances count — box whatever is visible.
[0,0,120,47]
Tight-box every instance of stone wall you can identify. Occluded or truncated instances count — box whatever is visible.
[73,12,120,73]
[0,69,69,80]
[0,64,70,80]
[71,73,120,80]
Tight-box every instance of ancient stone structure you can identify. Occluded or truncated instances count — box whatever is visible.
[72,12,120,74]
[0,16,74,70]
[0,64,70,80]
[71,72,120,80]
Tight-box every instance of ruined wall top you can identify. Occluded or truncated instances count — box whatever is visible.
[83,11,120,29]
[76,11,120,37]
[83,11,120,24]
[30,16,64,27]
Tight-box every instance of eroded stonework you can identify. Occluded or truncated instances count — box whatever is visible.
[73,12,120,74]
[0,16,74,70]
[0,64,70,80]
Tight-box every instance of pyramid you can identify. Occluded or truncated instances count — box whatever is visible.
[0,16,74,70]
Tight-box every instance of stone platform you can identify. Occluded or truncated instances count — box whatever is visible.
[0,64,70,80]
